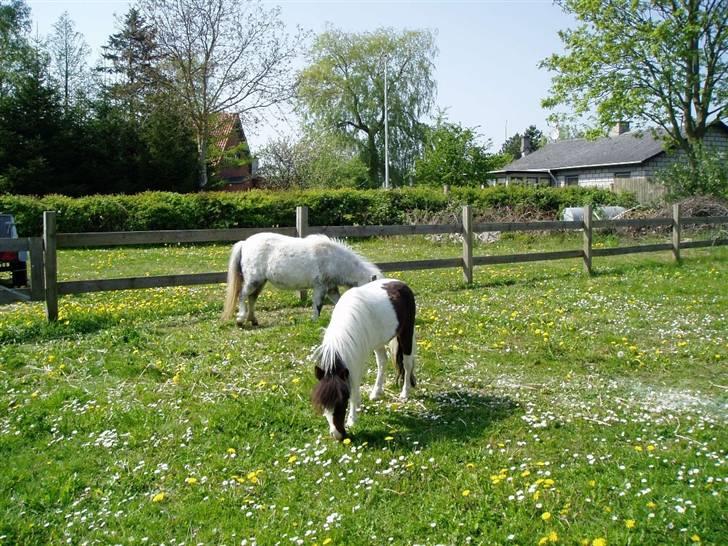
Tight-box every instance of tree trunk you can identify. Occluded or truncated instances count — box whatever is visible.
[197,137,208,191]
[366,131,380,187]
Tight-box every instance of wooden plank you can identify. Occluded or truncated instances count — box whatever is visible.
[680,216,728,226]
[0,237,30,251]
[473,220,581,232]
[43,211,58,321]
[56,226,296,248]
[473,249,583,266]
[680,239,728,249]
[592,243,673,257]
[592,218,673,228]
[0,286,31,304]
[376,258,461,272]
[583,205,592,275]
[29,237,45,301]
[296,206,308,302]
[672,204,681,262]
[462,205,473,284]
[58,272,227,295]
[310,224,459,237]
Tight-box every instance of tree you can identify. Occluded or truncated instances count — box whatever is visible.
[99,8,159,120]
[48,11,91,111]
[140,0,304,190]
[257,132,367,190]
[541,0,728,166]
[298,27,437,188]
[0,0,32,94]
[415,117,509,187]
[500,125,545,159]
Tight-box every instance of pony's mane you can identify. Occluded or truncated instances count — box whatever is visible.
[304,234,382,280]
[315,286,388,375]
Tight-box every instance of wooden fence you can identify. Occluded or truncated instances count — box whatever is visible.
[1,205,726,321]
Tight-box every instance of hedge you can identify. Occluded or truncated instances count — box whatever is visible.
[0,187,637,237]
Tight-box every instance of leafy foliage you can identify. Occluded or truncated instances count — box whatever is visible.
[657,144,728,200]
[500,125,545,159]
[298,27,437,187]
[0,186,637,236]
[541,0,727,158]
[415,119,510,187]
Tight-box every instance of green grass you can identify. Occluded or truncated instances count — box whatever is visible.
[1,231,726,545]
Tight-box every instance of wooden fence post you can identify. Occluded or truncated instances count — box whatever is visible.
[296,206,309,302]
[29,237,45,301]
[582,204,592,275]
[43,211,58,321]
[672,203,681,262]
[462,205,473,285]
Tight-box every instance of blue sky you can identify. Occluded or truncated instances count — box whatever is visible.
[28,0,576,151]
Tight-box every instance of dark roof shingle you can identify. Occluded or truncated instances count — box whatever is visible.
[494,130,667,173]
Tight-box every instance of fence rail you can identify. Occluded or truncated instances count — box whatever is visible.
[2,207,726,321]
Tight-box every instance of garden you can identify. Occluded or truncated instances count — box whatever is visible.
[0,232,726,545]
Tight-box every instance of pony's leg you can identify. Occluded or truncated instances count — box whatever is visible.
[326,287,340,305]
[369,347,387,400]
[241,280,265,326]
[399,353,416,400]
[346,380,361,428]
[312,284,327,319]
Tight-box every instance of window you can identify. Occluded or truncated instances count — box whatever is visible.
[614,171,631,179]
[565,175,579,186]
[526,177,539,185]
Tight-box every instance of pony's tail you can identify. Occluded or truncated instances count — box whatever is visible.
[221,241,243,320]
[390,334,417,388]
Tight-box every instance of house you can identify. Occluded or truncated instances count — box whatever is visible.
[488,120,728,203]
[209,112,261,191]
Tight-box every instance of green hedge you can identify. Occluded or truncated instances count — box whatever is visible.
[0,187,637,237]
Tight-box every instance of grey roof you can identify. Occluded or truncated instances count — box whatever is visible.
[492,130,667,174]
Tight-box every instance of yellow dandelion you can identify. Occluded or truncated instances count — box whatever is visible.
[466,463,475,470]
[592,539,607,546]
[521,469,531,477]
[541,511,552,521]
[462,489,471,497]
[227,447,236,455]
[548,531,558,543]
[184,477,198,485]
[288,455,297,464]
[342,438,351,445]
[625,519,636,529]
[322,539,332,545]
[646,501,657,509]
[384,436,394,441]
[690,535,701,543]
[589,480,596,487]
[151,492,166,503]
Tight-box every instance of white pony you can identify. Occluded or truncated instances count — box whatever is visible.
[312,278,417,441]
[222,232,382,326]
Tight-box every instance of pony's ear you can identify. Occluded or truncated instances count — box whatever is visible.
[335,366,349,380]
[315,366,325,380]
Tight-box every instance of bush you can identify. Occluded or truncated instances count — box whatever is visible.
[0,186,638,236]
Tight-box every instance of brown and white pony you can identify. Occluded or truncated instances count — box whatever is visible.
[312,278,417,440]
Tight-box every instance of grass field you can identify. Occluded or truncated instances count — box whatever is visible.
[1,232,726,545]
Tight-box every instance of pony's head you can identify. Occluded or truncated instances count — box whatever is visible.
[311,353,350,441]
[355,263,383,286]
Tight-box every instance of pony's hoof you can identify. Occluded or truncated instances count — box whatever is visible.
[369,389,383,401]
[399,391,410,401]
[330,429,345,441]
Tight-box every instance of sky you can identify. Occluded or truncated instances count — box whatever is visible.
[27,0,577,152]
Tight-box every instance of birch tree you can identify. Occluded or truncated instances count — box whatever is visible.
[141,0,304,189]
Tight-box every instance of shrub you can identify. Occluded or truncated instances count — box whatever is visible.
[0,186,638,236]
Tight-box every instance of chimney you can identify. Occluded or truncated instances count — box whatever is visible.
[520,135,532,156]
[609,121,630,137]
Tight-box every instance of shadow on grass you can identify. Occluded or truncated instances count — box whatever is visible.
[351,390,519,449]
